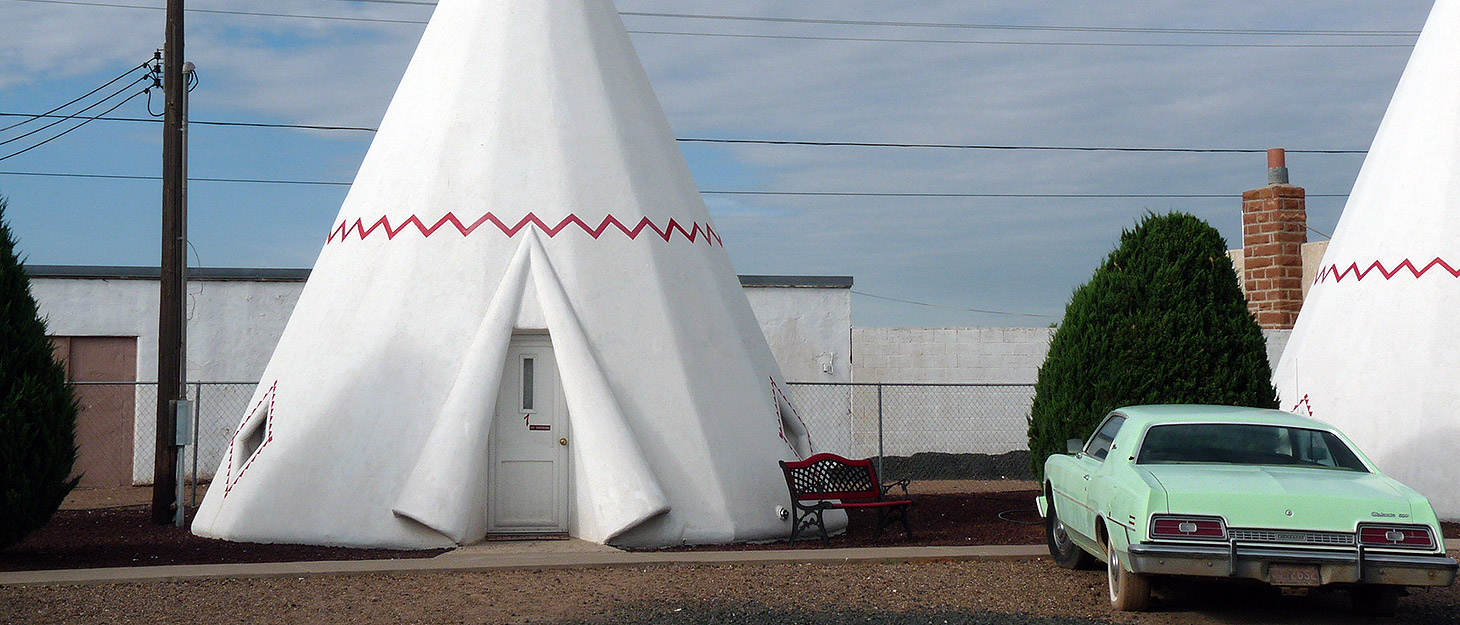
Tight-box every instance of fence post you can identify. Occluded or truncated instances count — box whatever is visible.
[191,381,201,508]
[876,383,884,480]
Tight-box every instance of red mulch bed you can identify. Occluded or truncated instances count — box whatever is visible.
[0,506,447,572]
[636,490,1047,552]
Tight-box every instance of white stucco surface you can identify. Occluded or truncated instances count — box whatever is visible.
[744,286,851,383]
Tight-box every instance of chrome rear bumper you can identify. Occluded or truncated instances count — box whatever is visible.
[1126,542,1458,587]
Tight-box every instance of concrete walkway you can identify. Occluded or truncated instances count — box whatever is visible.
[0,542,1046,587]
[5,538,1456,588]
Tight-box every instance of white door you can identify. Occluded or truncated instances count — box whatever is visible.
[487,335,569,534]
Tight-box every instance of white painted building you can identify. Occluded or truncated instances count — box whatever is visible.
[31,267,852,385]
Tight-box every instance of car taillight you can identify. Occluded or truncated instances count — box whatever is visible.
[1357,524,1435,549]
[1150,515,1227,540]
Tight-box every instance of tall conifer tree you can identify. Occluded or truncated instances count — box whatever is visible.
[1027,212,1277,478]
[0,197,79,548]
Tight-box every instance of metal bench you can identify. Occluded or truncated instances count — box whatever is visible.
[778,453,913,547]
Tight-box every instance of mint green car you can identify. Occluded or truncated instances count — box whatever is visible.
[1035,405,1457,614]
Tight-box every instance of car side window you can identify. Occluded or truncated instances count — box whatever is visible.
[1084,415,1126,461]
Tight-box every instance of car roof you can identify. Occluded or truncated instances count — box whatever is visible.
[1108,404,1335,431]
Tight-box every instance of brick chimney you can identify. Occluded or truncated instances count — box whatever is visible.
[1241,148,1306,329]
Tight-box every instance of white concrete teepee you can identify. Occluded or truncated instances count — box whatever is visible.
[1275,0,1460,519]
[191,0,820,548]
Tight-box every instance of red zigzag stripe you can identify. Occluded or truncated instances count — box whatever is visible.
[327,211,723,246]
[1313,257,1460,284]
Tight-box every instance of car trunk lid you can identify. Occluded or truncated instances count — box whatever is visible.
[1144,465,1412,532]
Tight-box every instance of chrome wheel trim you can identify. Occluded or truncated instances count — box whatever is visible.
[1106,542,1120,603]
[1051,515,1072,551]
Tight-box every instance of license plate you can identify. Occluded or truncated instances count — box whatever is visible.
[1269,564,1322,587]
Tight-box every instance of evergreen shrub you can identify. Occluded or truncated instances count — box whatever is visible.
[1027,212,1277,478]
[0,197,79,548]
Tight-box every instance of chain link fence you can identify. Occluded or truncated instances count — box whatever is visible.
[70,381,259,505]
[784,382,1036,482]
[71,380,1035,500]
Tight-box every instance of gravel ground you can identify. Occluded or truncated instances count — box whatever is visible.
[4,555,1457,625]
[6,483,1457,624]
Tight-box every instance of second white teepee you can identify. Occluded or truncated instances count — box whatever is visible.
[191,0,822,548]
[1275,0,1460,519]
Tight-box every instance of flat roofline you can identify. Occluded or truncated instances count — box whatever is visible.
[25,266,852,288]
[737,275,852,288]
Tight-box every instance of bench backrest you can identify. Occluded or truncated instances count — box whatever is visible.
[780,453,880,500]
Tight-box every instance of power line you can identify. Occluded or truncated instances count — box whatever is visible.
[6,0,1419,48]
[681,138,1367,155]
[0,61,149,133]
[1,75,151,148]
[312,2,1421,38]
[625,30,1411,49]
[0,89,150,161]
[0,113,1372,155]
[0,170,349,186]
[614,11,1420,38]
[9,0,430,24]
[703,191,1351,199]
[0,170,1353,199]
[0,113,376,132]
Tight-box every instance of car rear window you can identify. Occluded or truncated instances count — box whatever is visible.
[1136,423,1368,471]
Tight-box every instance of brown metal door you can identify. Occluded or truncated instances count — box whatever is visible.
[51,336,139,488]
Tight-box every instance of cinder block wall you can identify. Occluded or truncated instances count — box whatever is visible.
[852,326,1291,384]
[851,327,1054,383]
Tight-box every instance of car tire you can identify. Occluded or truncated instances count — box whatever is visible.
[1045,497,1097,570]
[1107,538,1151,612]
[1349,586,1400,617]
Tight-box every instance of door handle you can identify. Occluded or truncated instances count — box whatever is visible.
[559,438,568,446]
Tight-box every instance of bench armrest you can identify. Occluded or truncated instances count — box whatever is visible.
[880,479,910,498]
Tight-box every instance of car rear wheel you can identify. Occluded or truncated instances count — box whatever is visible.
[1045,497,1097,570]
[1349,586,1400,616]
[1107,539,1151,612]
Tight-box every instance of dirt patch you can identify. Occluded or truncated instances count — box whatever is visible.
[60,483,211,511]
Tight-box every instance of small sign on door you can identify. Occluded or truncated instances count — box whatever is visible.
[528,424,550,431]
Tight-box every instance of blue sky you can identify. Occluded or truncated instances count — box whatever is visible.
[0,0,1437,326]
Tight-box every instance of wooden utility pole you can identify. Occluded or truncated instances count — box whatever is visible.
[154,0,186,525]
